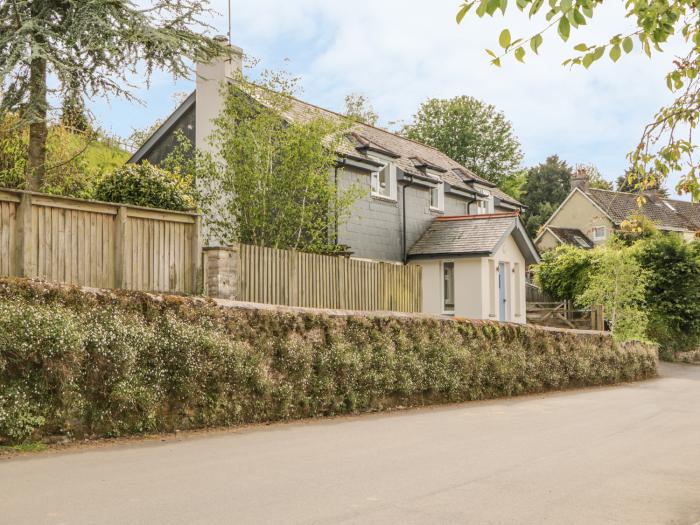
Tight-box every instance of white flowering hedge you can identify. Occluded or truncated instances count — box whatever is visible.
[0,279,657,444]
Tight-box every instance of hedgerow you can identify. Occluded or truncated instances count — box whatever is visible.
[0,279,657,444]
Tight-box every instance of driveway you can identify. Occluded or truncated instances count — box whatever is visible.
[2,363,699,525]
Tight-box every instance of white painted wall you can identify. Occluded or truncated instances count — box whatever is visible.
[195,44,243,155]
[411,233,527,324]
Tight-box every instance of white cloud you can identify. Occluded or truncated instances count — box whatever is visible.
[93,0,691,196]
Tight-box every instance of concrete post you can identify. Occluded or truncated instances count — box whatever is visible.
[203,245,239,299]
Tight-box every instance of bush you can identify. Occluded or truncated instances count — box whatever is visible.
[0,279,658,444]
[94,161,195,211]
[534,244,596,301]
[635,234,700,357]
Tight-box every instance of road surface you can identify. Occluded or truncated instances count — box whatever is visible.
[2,363,700,524]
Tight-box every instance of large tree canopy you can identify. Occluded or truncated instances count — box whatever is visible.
[401,96,524,187]
[0,0,227,190]
[343,93,379,126]
[521,155,573,236]
[455,0,699,201]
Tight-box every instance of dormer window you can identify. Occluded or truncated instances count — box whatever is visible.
[370,161,397,201]
[430,182,445,212]
[475,189,493,214]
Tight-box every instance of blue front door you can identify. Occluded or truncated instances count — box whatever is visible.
[498,262,507,321]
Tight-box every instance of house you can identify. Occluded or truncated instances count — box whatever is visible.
[129,43,539,322]
[536,171,700,252]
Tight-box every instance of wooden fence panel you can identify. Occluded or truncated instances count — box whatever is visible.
[0,189,200,294]
[236,243,421,313]
[0,199,17,277]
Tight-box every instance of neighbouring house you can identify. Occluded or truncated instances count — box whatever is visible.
[129,43,540,322]
[535,170,700,252]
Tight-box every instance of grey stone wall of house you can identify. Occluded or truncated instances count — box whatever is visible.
[140,104,196,166]
[336,166,469,262]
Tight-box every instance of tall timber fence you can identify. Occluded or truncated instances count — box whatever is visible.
[0,189,201,294]
[204,243,422,312]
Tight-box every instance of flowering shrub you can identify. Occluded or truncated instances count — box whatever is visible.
[0,279,658,444]
[94,161,195,211]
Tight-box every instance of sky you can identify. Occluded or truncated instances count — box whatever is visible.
[89,0,689,198]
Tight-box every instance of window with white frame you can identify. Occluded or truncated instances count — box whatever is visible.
[442,261,455,313]
[370,162,397,200]
[592,226,607,241]
[475,189,492,214]
[430,182,445,211]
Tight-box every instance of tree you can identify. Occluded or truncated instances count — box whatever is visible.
[635,234,700,357]
[401,96,524,186]
[521,155,572,236]
[577,164,612,190]
[198,74,361,253]
[455,0,699,201]
[0,1,227,191]
[61,81,90,134]
[499,169,527,200]
[577,241,649,342]
[533,243,596,301]
[616,172,669,197]
[344,93,379,126]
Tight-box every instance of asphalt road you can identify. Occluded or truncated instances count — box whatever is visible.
[2,363,700,525]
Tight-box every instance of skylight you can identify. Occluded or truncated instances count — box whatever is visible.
[573,235,591,248]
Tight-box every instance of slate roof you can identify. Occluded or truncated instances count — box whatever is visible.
[130,82,524,208]
[548,227,594,249]
[585,188,700,232]
[407,212,539,265]
[251,86,522,207]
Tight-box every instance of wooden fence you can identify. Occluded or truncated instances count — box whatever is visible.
[233,243,422,312]
[527,301,605,331]
[0,189,201,294]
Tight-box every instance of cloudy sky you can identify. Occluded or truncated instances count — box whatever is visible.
[89,0,687,197]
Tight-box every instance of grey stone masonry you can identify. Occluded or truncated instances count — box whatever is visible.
[203,246,239,299]
[337,166,470,262]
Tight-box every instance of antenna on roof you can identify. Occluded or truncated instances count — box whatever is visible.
[227,0,232,45]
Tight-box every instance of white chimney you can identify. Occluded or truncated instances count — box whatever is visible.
[195,38,243,155]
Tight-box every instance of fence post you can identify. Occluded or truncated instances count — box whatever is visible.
[114,206,128,289]
[594,305,605,331]
[190,215,202,294]
[14,193,33,278]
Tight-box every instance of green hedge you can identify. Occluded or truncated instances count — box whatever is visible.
[0,279,657,444]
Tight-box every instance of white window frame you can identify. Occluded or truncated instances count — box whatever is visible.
[430,182,445,212]
[370,161,397,201]
[442,261,455,315]
[475,188,493,214]
[592,226,607,241]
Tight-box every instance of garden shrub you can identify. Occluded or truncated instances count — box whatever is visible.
[635,234,700,358]
[0,279,658,445]
[94,161,195,211]
[534,244,596,301]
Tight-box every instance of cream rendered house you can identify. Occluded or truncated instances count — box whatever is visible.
[536,174,700,252]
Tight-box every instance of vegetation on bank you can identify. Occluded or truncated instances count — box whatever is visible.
[0,279,657,445]
[534,230,700,359]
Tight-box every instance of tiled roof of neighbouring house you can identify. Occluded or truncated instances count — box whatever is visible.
[585,188,700,232]
[548,227,594,249]
[407,212,539,264]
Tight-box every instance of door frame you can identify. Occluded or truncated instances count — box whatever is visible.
[498,261,508,322]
